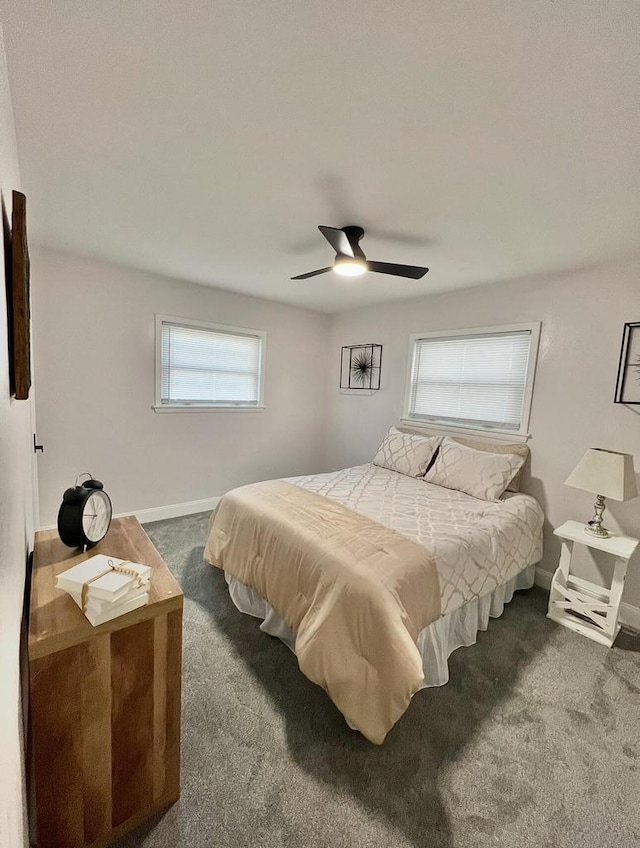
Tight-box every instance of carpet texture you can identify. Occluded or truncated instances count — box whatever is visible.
[115,512,640,848]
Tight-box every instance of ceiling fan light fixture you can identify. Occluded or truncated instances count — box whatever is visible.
[291,225,429,281]
[334,257,367,277]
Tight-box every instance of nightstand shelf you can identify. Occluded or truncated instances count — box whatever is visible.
[548,520,639,647]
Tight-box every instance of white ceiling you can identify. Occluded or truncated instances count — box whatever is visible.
[2,1,639,312]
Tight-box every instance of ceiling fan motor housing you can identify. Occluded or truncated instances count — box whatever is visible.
[341,226,365,259]
[341,225,365,243]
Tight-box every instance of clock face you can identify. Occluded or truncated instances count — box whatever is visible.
[82,490,112,542]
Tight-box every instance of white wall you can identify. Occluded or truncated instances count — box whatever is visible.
[326,258,640,608]
[32,247,330,527]
[0,26,34,848]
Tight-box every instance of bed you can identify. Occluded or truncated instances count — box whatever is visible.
[204,429,544,743]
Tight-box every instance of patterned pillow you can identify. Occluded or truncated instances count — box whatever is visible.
[450,437,529,493]
[424,437,525,501]
[373,427,441,477]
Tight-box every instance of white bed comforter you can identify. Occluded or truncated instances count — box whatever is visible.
[287,463,544,616]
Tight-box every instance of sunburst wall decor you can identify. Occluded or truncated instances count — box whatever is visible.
[340,343,382,391]
[614,322,640,404]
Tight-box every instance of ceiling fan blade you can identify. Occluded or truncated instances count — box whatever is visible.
[291,267,333,280]
[318,225,354,258]
[367,261,429,279]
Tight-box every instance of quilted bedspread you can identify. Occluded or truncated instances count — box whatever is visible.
[287,463,544,616]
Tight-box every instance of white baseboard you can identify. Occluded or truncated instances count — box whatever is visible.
[122,497,220,525]
[38,496,220,532]
[620,602,640,632]
[535,567,640,633]
[119,498,220,524]
[534,567,553,591]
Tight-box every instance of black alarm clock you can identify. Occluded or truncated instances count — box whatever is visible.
[57,473,113,548]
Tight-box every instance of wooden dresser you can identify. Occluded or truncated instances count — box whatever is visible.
[28,516,183,848]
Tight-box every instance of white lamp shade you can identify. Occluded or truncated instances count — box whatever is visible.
[565,448,638,501]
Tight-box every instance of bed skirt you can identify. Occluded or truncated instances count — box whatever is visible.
[225,564,536,688]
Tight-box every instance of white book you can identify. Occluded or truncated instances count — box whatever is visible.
[69,583,149,615]
[84,592,149,627]
[56,554,151,603]
[85,584,149,616]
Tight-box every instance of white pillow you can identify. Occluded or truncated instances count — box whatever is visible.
[424,437,525,501]
[373,427,441,478]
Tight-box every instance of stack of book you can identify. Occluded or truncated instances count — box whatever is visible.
[55,554,152,626]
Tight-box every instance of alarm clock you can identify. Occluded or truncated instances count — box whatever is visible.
[57,473,113,548]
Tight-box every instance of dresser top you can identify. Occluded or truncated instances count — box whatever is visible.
[30,516,183,660]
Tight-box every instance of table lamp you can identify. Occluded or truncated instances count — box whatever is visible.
[565,448,638,538]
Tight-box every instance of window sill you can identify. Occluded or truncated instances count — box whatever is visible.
[152,405,266,414]
[399,417,530,443]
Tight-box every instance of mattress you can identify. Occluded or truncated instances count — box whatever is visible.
[286,463,544,615]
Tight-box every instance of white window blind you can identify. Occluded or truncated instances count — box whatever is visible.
[408,329,534,431]
[159,319,264,407]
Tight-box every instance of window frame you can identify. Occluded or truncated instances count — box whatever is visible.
[401,322,541,441]
[153,313,266,413]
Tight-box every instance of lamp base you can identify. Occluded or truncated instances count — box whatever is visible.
[584,522,610,538]
[584,494,610,538]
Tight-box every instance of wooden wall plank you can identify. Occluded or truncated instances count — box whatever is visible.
[152,614,168,802]
[110,620,155,827]
[80,635,112,843]
[164,608,183,803]
[31,646,85,848]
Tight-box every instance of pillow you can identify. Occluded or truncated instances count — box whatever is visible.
[450,437,529,493]
[424,437,525,501]
[373,427,441,478]
[396,425,529,492]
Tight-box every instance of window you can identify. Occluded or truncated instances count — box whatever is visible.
[404,323,540,436]
[154,315,265,411]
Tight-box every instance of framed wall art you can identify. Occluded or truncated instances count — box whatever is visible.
[340,343,382,392]
[4,190,31,400]
[614,322,640,404]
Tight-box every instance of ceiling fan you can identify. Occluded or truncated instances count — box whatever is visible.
[291,225,429,280]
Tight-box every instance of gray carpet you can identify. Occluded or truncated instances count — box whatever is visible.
[115,512,640,848]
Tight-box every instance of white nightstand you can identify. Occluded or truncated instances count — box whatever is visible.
[548,520,639,647]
